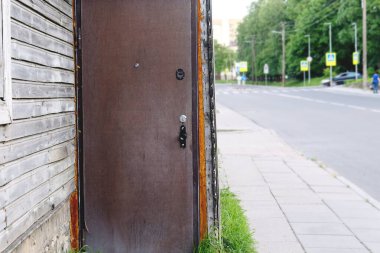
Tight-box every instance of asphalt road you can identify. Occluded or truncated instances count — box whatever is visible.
[216,84,380,201]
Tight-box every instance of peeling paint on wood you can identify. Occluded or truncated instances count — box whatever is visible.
[0,0,76,250]
[12,99,75,119]
[12,60,74,84]
[11,2,74,44]
[0,209,5,231]
[15,0,73,31]
[11,21,73,57]
[12,41,74,70]
[12,81,75,99]
[0,152,74,208]
[0,180,75,252]
[0,112,75,142]
[44,0,73,17]
[10,199,72,253]
[0,126,75,164]
[0,141,74,188]
[4,167,74,226]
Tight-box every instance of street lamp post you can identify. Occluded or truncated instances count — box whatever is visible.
[362,0,368,89]
[251,36,256,83]
[272,22,286,87]
[325,23,333,86]
[245,37,256,83]
[305,35,311,84]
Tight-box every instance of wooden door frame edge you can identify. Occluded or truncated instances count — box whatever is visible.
[73,0,201,249]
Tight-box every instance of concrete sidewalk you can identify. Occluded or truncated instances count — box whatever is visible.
[327,86,377,96]
[217,103,380,253]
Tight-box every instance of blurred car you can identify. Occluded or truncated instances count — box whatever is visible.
[321,72,362,86]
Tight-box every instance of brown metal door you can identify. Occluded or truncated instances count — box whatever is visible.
[80,1,197,252]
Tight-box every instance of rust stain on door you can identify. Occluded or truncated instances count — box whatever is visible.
[197,0,208,241]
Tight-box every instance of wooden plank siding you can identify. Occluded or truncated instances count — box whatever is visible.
[0,0,75,251]
[0,0,4,98]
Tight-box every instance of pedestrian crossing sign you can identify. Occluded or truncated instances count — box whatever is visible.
[326,53,336,67]
[239,61,248,73]
[300,61,308,72]
[353,52,360,65]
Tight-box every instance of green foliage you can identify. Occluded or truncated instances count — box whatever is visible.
[197,188,256,253]
[237,0,380,80]
[237,0,287,78]
[323,68,337,78]
[215,41,237,75]
[221,189,255,253]
[67,246,100,253]
[197,230,223,253]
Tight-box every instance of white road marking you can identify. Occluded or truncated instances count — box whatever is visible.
[347,105,367,111]
[275,93,380,113]
[330,102,345,107]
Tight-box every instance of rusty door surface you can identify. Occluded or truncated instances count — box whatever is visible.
[80,1,197,252]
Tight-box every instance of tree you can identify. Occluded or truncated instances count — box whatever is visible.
[236,0,380,81]
[214,41,236,78]
[237,0,287,78]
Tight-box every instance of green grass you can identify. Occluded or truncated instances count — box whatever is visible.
[216,77,324,87]
[67,246,101,253]
[344,78,372,88]
[197,188,256,253]
[69,189,255,253]
[284,77,325,87]
[216,80,237,84]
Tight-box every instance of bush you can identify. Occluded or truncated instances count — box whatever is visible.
[323,68,337,78]
[197,188,256,253]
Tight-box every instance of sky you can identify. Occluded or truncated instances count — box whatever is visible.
[212,0,253,19]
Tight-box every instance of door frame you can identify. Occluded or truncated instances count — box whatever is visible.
[73,0,200,248]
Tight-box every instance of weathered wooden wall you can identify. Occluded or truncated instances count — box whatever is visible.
[0,0,75,251]
[198,0,219,237]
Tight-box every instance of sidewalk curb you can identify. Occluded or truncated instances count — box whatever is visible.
[267,122,380,211]
[218,103,380,211]
[324,166,380,210]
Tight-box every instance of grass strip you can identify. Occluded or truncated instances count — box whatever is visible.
[67,246,100,253]
[216,77,324,87]
[197,188,256,253]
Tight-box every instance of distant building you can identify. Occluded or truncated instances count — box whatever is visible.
[213,18,241,51]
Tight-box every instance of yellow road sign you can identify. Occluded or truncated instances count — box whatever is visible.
[300,61,309,72]
[239,61,248,73]
[353,52,360,65]
[326,53,337,67]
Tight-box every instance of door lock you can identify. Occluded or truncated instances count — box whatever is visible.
[176,69,185,80]
[179,125,187,148]
[178,115,187,149]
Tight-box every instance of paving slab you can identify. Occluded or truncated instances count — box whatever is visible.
[305,248,369,253]
[257,241,305,253]
[365,243,380,253]
[217,104,380,253]
[291,222,352,236]
[297,235,366,249]
[342,218,380,229]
